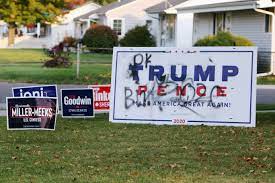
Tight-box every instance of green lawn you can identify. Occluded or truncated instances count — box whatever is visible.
[257,104,275,111]
[0,113,274,182]
[258,75,275,85]
[0,49,50,63]
[0,49,112,84]
[0,63,111,85]
[0,49,274,85]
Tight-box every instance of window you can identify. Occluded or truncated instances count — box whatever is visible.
[265,14,272,33]
[113,19,122,36]
[166,15,176,40]
[213,12,231,34]
[214,13,225,34]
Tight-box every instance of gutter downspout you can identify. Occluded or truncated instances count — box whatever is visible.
[254,8,275,75]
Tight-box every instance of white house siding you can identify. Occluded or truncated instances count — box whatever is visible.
[51,3,100,47]
[191,10,272,73]
[231,10,271,52]
[192,13,214,43]
[176,13,194,48]
[147,13,161,46]
[231,10,272,73]
[105,0,164,39]
[1,2,100,48]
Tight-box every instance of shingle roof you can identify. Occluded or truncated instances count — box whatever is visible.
[146,0,187,14]
[74,0,135,21]
[175,0,257,11]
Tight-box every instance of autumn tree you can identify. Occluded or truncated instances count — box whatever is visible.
[0,0,81,46]
[92,0,116,5]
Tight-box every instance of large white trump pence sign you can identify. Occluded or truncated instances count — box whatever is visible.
[110,47,257,127]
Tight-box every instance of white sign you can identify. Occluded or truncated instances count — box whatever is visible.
[109,47,257,127]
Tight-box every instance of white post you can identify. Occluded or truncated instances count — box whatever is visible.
[254,8,275,74]
[76,43,80,79]
[37,23,41,38]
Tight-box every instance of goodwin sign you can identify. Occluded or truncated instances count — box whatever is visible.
[61,89,94,118]
[110,47,257,127]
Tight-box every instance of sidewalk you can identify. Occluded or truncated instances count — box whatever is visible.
[0,82,274,108]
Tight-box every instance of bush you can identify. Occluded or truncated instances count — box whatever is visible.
[63,36,77,48]
[43,43,72,68]
[194,32,255,46]
[82,25,118,51]
[119,25,156,47]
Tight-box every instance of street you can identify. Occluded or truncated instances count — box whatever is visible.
[0,82,274,109]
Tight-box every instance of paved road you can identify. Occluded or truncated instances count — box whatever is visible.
[0,82,274,109]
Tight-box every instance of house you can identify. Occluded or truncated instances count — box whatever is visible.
[145,0,187,47]
[0,21,8,39]
[0,2,101,48]
[74,0,165,39]
[174,0,275,74]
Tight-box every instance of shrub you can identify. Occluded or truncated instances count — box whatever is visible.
[82,25,118,51]
[43,43,72,68]
[119,25,156,47]
[194,32,254,46]
[63,36,77,48]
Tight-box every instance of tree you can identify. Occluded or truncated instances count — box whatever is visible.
[0,0,78,46]
[119,26,156,47]
[92,0,116,5]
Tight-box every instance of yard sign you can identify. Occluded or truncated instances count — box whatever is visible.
[88,85,111,113]
[110,47,257,127]
[61,89,94,118]
[7,97,58,131]
[13,85,57,97]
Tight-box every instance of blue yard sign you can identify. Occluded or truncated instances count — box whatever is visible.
[61,89,94,118]
[6,97,58,131]
[13,85,57,97]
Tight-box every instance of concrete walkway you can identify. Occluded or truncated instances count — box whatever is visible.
[0,36,52,48]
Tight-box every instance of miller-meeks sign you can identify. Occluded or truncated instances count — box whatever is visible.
[7,97,57,130]
[110,47,257,127]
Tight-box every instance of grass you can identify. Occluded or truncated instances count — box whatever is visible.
[258,75,275,85]
[70,53,112,64]
[0,49,275,85]
[0,49,112,85]
[0,49,50,63]
[257,104,275,111]
[0,63,111,85]
[0,113,274,182]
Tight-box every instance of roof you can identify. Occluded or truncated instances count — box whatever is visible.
[175,0,258,12]
[146,0,187,14]
[74,0,135,21]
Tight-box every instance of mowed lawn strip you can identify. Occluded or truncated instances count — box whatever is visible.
[0,49,50,63]
[258,75,275,85]
[257,104,275,111]
[0,49,274,85]
[0,63,111,85]
[0,49,112,85]
[0,113,274,182]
